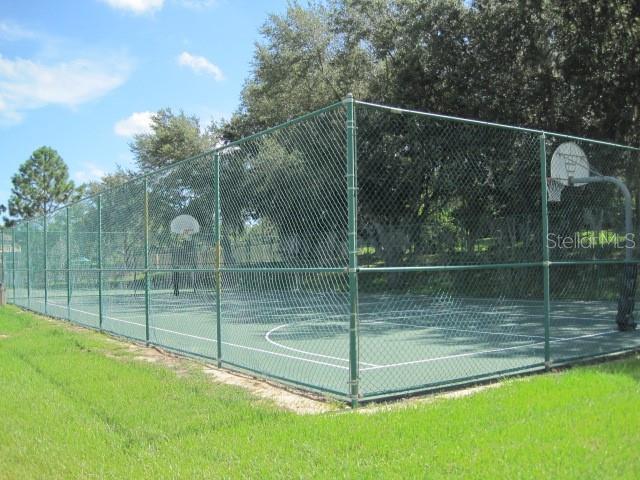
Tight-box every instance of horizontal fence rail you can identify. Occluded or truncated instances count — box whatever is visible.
[2,98,640,404]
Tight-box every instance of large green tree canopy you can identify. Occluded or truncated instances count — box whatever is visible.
[222,0,640,145]
[76,0,637,271]
[211,0,639,270]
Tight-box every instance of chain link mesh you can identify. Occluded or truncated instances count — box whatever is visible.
[28,217,45,312]
[545,135,640,362]
[356,104,545,397]
[2,100,639,402]
[147,152,218,357]
[13,222,28,308]
[218,105,349,394]
[45,207,68,319]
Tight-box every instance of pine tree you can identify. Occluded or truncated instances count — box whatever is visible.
[5,146,79,222]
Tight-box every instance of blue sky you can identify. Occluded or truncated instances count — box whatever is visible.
[0,0,288,210]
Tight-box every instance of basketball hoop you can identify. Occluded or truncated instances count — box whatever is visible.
[546,177,564,203]
[547,142,592,203]
[550,142,590,186]
[170,215,200,241]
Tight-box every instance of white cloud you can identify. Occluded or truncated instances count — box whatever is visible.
[73,162,107,184]
[100,0,164,14]
[177,52,223,81]
[179,0,219,9]
[114,111,154,137]
[0,21,37,41]
[0,54,131,124]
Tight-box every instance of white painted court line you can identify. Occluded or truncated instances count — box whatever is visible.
[360,329,624,371]
[480,311,615,321]
[149,325,214,344]
[366,319,557,341]
[265,322,380,367]
[31,300,636,373]
[360,342,545,370]
[222,340,348,370]
[360,308,614,323]
[45,300,146,329]
[42,301,349,370]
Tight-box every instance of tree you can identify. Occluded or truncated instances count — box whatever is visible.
[4,146,79,223]
[130,108,217,172]
[218,1,376,141]
[128,108,219,251]
[83,166,137,197]
[218,0,639,229]
[549,0,640,143]
[221,0,640,143]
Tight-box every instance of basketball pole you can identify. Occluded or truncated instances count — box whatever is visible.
[569,175,637,331]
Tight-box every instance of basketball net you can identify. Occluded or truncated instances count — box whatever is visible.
[546,177,564,203]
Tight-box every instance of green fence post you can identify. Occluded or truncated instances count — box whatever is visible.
[11,228,16,304]
[345,93,360,406]
[144,179,150,345]
[1,227,4,285]
[66,207,70,320]
[43,216,48,315]
[539,133,551,368]
[214,151,222,367]
[26,221,30,308]
[98,194,103,330]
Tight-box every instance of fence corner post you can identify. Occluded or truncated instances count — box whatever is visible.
[344,93,360,407]
[214,151,223,367]
[539,133,551,368]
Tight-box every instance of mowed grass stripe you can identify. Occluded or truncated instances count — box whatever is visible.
[1,305,640,479]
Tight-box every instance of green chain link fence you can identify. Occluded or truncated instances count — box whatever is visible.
[2,96,640,405]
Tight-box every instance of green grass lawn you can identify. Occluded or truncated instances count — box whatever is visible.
[1,305,640,479]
